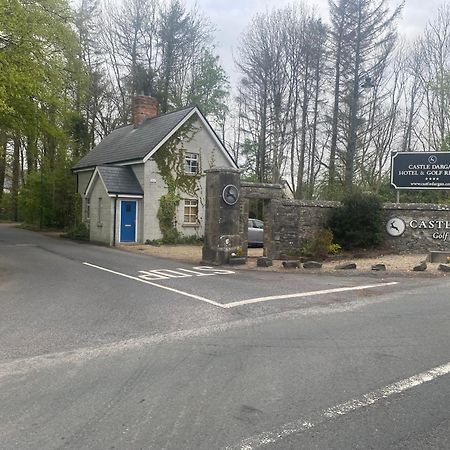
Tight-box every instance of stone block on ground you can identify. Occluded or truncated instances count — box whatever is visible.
[335,262,357,270]
[371,263,386,271]
[303,261,322,269]
[413,261,427,272]
[257,257,273,267]
[438,263,450,272]
[228,256,246,265]
[282,260,300,269]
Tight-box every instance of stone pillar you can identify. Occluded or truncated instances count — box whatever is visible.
[202,168,242,265]
[264,198,281,259]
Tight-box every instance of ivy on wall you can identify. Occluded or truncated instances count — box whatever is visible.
[153,118,202,242]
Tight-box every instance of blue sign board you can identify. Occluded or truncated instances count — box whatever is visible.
[391,152,450,190]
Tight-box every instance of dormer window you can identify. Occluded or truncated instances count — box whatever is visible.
[184,153,198,174]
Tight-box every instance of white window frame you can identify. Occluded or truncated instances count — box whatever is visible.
[85,198,90,221]
[184,152,199,175]
[184,199,198,225]
[97,197,103,226]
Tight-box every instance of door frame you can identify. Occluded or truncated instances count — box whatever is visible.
[119,199,138,243]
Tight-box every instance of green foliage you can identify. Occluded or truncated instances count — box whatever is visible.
[377,181,450,204]
[62,222,89,240]
[153,119,201,195]
[154,120,201,241]
[184,50,230,124]
[300,229,341,261]
[18,163,77,229]
[0,0,87,229]
[157,192,181,243]
[329,192,385,250]
[145,235,203,246]
[0,0,83,136]
[0,192,12,220]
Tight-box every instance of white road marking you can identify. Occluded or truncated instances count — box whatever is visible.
[228,361,450,450]
[138,266,235,281]
[176,268,217,276]
[82,262,224,308]
[84,262,398,309]
[222,282,399,308]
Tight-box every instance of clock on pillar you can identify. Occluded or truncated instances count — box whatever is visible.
[222,184,239,206]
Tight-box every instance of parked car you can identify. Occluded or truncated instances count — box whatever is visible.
[248,218,264,247]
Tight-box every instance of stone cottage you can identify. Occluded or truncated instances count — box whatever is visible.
[72,96,237,245]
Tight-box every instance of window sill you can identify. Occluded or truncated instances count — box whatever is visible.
[182,223,199,228]
[97,222,103,228]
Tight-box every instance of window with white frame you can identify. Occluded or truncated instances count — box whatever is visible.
[184,152,198,174]
[184,199,198,224]
[85,198,90,220]
[97,197,103,225]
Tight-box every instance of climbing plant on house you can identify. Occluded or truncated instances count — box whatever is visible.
[153,119,202,242]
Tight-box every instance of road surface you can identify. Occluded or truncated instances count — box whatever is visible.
[0,224,449,449]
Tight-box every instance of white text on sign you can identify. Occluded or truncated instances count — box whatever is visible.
[138,266,235,281]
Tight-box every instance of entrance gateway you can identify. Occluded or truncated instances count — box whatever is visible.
[120,200,137,242]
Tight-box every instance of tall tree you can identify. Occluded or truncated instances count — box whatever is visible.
[328,0,401,194]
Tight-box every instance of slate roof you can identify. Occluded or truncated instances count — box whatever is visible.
[73,106,195,170]
[95,166,143,196]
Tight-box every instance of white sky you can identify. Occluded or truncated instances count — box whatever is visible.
[186,0,445,87]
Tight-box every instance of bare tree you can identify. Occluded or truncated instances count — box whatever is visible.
[420,5,450,150]
[328,0,402,194]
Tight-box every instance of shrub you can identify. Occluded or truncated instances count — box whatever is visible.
[328,192,384,250]
[301,229,341,261]
[157,192,181,243]
[145,234,203,246]
[62,222,89,241]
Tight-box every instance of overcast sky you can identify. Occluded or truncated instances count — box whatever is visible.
[185,0,445,87]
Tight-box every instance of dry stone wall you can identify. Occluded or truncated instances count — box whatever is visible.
[265,200,450,258]
[266,200,338,258]
[383,203,450,253]
[237,179,450,258]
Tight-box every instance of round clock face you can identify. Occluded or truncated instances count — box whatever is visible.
[386,218,406,237]
[222,184,239,206]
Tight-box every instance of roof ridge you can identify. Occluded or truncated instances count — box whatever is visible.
[138,105,196,126]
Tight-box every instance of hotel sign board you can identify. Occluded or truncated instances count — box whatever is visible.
[391,152,450,190]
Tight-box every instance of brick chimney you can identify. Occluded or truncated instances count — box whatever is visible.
[133,96,158,127]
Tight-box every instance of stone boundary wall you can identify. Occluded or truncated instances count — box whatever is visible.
[267,199,338,258]
[383,202,450,253]
[266,199,450,258]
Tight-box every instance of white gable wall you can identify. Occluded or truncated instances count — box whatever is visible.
[77,170,94,223]
[89,176,114,245]
[143,116,234,241]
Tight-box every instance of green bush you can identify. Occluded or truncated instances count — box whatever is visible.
[157,192,181,243]
[62,222,89,240]
[301,229,341,261]
[0,193,12,220]
[329,192,384,250]
[145,234,203,246]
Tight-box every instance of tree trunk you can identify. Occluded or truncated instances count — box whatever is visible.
[295,61,309,199]
[328,24,344,193]
[11,137,20,222]
[0,133,6,207]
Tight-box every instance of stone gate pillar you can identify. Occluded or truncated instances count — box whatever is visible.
[202,168,242,265]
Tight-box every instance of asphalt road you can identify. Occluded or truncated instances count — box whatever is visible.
[0,224,449,449]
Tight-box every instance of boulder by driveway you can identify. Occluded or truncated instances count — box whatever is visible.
[119,245,448,276]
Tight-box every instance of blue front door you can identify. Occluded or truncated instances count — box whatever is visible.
[120,200,137,242]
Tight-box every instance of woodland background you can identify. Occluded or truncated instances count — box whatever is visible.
[1,0,450,229]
